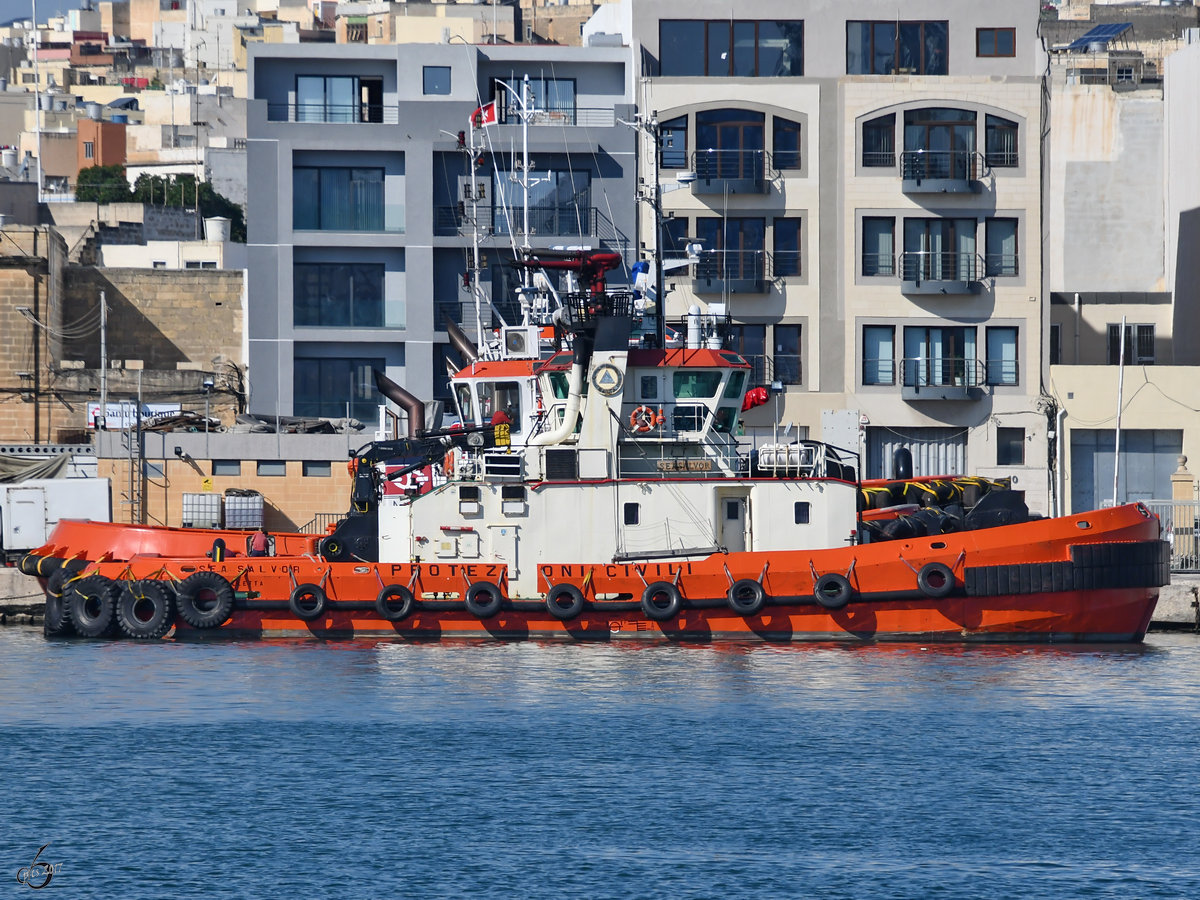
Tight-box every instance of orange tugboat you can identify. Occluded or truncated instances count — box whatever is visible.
[20,250,1167,643]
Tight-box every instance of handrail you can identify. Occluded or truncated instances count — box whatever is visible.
[901,149,989,181]
[900,251,985,283]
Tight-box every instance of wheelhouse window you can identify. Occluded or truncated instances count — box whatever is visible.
[862,217,895,276]
[773,218,801,277]
[862,114,895,167]
[773,117,802,169]
[985,218,1018,277]
[847,21,948,75]
[902,218,977,282]
[477,381,523,432]
[985,115,1019,168]
[1108,324,1155,365]
[293,356,384,421]
[863,325,895,386]
[293,166,384,232]
[659,20,804,77]
[294,263,385,327]
[986,326,1019,385]
[977,28,1016,58]
[696,109,765,181]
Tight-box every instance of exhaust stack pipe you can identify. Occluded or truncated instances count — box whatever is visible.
[446,319,479,364]
[373,369,425,437]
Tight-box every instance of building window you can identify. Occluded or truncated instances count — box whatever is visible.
[696,217,765,287]
[696,109,765,182]
[774,324,802,385]
[773,117,801,169]
[902,218,977,282]
[794,501,810,524]
[294,263,385,328]
[772,218,801,277]
[997,427,1025,466]
[152,261,167,269]
[493,77,575,122]
[986,326,1019,385]
[862,217,895,276]
[862,114,895,167]
[257,460,287,476]
[985,115,1019,168]
[624,502,639,525]
[293,356,385,421]
[293,166,385,232]
[212,459,240,476]
[423,66,450,95]
[862,325,895,386]
[660,115,688,168]
[847,21,948,75]
[1107,324,1155,365]
[492,169,590,237]
[185,260,217,269]
[903,326,977,388]
[84,141,94,159]
[727,325,766,383]
[1050,323,1061,366]
[302,461,331,477]
[903,108,976,180]
[660,20,804,77]
[985,218,1018,276]
[295,75,383,123]
[977,27,1016,58]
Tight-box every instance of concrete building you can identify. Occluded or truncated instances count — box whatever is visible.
[245,40,637,422]
[598,0,1051,510]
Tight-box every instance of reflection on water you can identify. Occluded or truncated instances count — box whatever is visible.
[1,628,1198,898]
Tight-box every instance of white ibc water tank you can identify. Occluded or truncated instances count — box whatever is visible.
[203,216,231,242]
[2,148,17,168]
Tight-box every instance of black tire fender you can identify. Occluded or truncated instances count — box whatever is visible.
[375,585,415,622]
[65,575,119,638]
[19,554,42,576]
[917,562,955,599]
[727,579,766,616]
[35,555,63,577]
[641,581,682,621]
[464,581,503,619]
[176,571,235,629]
[546,584,585,620]
[814,573,853,610]
[289,583,327,621]
[116,581,175,640]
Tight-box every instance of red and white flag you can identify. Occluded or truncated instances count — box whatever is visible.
[471,101,497,129]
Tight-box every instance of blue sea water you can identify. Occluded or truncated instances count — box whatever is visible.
[1,629,1199,899]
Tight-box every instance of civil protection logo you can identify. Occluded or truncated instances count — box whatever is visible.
[15,844,61,890]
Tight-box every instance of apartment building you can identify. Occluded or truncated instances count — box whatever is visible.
[245,41,637,422]
[599,0,1050,510]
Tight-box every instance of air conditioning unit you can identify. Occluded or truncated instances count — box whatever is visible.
[501,325,539,359]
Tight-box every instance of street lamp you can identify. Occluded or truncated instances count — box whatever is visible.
[202,376,214,457]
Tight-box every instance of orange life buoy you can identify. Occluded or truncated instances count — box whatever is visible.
[630,406,656,433]
[444,451,455,476]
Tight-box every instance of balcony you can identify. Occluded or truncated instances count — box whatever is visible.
[900,251,983,295]
[690,150,770,195]
[267,102,399,124]
[900,357,985,401]
[901,150,987,193]
[694,250,766,295]
[741,353,802,387]
[496,105,617,128]
[433,205,622,243]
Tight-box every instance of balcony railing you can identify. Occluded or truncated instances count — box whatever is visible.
[901,356,987,400]
[694,250,767,294]
[690,149,770,194]
[433,205,621,242]
[495,105,616,128]
[984,253,1019,277]
[267,102,399,124]
[900,251,983,294]
[741,353,802,386]
[769,251,801,278]
[1144,500,1200,572]
[900,149,988,192]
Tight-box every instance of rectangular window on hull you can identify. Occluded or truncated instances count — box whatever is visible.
[624,503,639,526]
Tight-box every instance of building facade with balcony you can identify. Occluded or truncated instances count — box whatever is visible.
[609,0,1050,510]
[245,41,636,421]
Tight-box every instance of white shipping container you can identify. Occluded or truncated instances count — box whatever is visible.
[0,478,112,559]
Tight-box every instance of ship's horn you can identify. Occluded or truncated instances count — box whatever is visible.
[373,369,425,437]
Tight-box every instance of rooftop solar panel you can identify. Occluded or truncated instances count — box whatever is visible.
[1064,22,1133,52]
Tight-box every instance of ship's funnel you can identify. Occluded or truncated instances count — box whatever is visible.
[373,369,425,437]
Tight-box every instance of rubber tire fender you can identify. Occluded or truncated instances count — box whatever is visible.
[641,581,683,621]
[19,554,42,576]
[727,579,766,616]
[465,582,503,619]
[375,585,415,622]
[814,573,853,610]
[115,580,176,640]
[176,571,235,629]
[289,583,328,621]
[35,555,63,577]
[917,562,955,599]
[546,584,585,620]
[65,575,119,638]
[43,568,74,637]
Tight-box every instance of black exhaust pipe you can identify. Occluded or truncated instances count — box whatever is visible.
[373,370,425,437]
[445,320,479,364]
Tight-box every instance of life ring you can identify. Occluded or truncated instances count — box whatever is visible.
[629,406,656,433]
[814,573,853,610]
[65,574,119,638]
[376,585,415,622]
[641,581,682,621]
[727,579,766,616]
[115,580,175,640]
[176,571,235,628]
[546,584,585,620]
[289,583,328,621]
[917,562,955,599]
[465,581,503,618]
